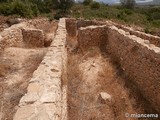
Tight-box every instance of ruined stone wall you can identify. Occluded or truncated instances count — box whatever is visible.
[22,28,44,47]
[0,23,27,51]
[111,23,160,47]
[65,19,105,37]
[77,25,106,52]
[66,19,77,38]
[0,19,52,51]
[65,19,106,52]
[13,18,67,120]
[77,19,105,29]
[106,26,160,112]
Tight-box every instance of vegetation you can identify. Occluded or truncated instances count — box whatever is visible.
[83,0,93,6]
[71,3,160,36]
[0,0,74,18]
[0,0,159,35]
[90,1,100,9]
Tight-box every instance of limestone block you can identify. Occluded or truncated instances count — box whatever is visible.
[22,28,44,47]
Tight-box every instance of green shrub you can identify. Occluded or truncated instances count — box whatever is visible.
[54,10,69,20]
[144,27,152,34]
[0,3,13,15]
[117,11,126,20]
[83,0,93,6]
[152,20,160,27]
[151,12,160,20]
[124,9,132,15]
[30,4,39,16]
[12,0,33,17]
[90,2,100,9]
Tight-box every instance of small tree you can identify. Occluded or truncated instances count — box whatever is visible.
[120,0,136,9]
[53,0,74,13]
[90,1,100,9]
[83,0,93,6]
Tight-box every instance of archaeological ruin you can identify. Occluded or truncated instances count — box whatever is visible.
[0,18,160,120]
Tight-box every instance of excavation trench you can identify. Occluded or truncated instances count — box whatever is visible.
[4,18,160,120]
[66,19,160,120]
[67,48,144,120]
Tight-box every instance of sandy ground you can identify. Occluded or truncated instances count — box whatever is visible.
[67,47,147,120]
[0,47,47,120]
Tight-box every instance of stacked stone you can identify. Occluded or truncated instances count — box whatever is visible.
[77,19,105,29]
[66,18,77,38]
[109,22,160,47]
[0,23,25,50]
[22,28,44,47]
[107,25,160,112]
[14,18,67,120]
[77,25,107,52]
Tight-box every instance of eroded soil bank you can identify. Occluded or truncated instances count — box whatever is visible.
[67,47,156,120]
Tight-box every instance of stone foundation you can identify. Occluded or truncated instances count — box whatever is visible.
[77,25,107,52]
[110,22,160,47]
[106,26,160,112]
[14,18,67,120]
[13,18,160,119]
[22,28,44,47]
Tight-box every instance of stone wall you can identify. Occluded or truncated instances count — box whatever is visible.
[77,25,107,52]
[0,23,27,51]
[13,18,67,120]
[106,26,160,112]
[0,19,53,51]
[66,19,77,38]
[77,19,105,29]
[65,18,105,37]
[110,22,160,47]
[22,28,44,47]
[65,19,106,52]
[76,23,160,112]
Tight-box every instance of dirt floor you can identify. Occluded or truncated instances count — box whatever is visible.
[0,47,47,120]
[67,47,153,120]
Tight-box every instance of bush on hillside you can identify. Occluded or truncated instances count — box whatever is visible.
[12,0,33,17]
[0,3,13,15]
[123,9,133,15]
[90,2,100,9]
[83,0,93,6]
[53,0,74,13]
[0,0,39,18]
[30,4,39,16]
[151,12,160,20]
